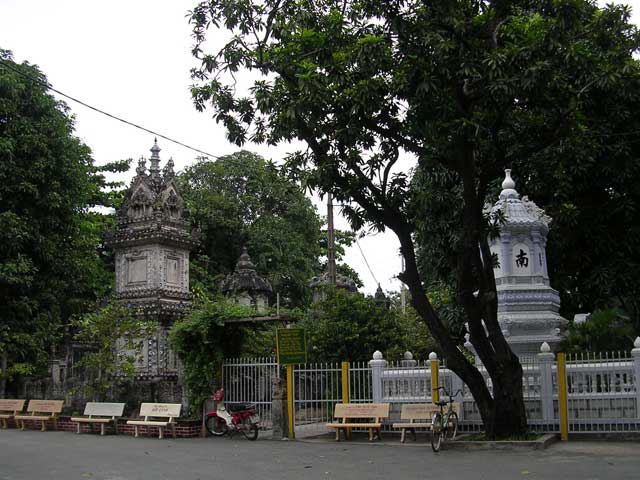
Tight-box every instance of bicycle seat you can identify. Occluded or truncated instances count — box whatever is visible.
[435,401,448,407]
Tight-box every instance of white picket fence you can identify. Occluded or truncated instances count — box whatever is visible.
[221,339,640,435]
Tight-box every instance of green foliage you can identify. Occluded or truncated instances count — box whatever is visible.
[0,49,127,383]
[179,151,351,306]
[72,302,153,400]
[301,288,436,363]
[169,297,255,414]
[187,0,640,436]
[561,308,636,354]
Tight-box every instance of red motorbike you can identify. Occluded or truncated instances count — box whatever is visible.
[205,388,260,440]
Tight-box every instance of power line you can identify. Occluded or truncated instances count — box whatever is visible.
[0,58,219,159]
[355,236,379,286]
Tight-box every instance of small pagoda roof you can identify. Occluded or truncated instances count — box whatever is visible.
[220,247,272,294]
[487,169,551,231]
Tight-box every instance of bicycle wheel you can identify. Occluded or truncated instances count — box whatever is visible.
[445,412,458,440]
[431,412,442,452]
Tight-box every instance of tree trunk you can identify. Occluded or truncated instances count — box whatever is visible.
[484,357,528,437]
[0,350,7,398]
[393,176,529,438]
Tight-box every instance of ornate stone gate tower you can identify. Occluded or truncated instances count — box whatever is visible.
[106,140,197,378]
[487,169,567,355]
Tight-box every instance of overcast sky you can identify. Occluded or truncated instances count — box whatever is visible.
[1,0,638,296]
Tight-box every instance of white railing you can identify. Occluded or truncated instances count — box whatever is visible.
[565,352,638,431]
[374,342,640,433]
[221,338,640,434]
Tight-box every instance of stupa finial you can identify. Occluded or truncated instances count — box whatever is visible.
[149,138,161,178]
[499,168,519,200]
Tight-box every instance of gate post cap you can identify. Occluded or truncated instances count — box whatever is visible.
[428,352,438,361]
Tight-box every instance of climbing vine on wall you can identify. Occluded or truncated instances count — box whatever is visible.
[169,298,254,415]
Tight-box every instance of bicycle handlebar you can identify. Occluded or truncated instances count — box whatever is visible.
[436,386,463,399]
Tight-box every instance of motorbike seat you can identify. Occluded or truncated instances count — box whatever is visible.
[227,403,254,412]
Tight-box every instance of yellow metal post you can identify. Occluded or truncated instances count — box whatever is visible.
[430,353,439,403]
[287,364,295,439]
[557,352,569,441]
[341,361,350,404]
[341,361,351,439]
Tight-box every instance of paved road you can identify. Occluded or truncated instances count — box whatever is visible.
[0,430,638,480]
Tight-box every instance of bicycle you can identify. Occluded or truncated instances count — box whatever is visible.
[430,386,461,452]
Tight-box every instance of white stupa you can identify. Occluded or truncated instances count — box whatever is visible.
[487,169,567,355]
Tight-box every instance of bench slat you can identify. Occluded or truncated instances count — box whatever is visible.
[0,399,25,412]
[139,403,181,418]
[327,423,381,428]
[71,417,113,424]
[83,402,125,417]
[127,420,171,427]
[392,422,431,428]
[333,403,389,419]
[24,400,64,414]
[399,402,460,420]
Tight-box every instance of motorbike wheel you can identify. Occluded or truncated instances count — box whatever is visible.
[206,416,228,436]
[241,419,259,441]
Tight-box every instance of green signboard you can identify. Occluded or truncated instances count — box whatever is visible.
[276,328,307,365]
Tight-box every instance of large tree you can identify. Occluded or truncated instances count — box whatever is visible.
[188,1,640,436]
[179,150,356,306]
[0,50,125,396]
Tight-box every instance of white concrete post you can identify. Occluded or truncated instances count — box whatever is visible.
[632,337,640,419]
[400,351,417,367]
[538,342,555,422]
[369,351,387,403]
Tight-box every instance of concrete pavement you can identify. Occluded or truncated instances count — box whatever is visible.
[0,429,638,479]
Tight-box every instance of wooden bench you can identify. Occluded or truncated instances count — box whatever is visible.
[70,402,125,435]
[392,403,460,443]
[14,400,64,431]
[326,403,389,441]
[0,399,25,428]
[126,403,181,439]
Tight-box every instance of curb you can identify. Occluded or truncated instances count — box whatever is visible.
[443,433,558,450]
[295,433,558,450]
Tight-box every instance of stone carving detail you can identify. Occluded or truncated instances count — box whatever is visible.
[106,139,197,378]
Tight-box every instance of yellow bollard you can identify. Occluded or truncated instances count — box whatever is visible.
[287,364,295,439]
[341,361,351,439]
[341,361,350,404]
[557,352,569,441]
[430,352,439,403]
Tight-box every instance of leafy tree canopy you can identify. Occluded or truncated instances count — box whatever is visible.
[188,0,640,437]
[178,150,358,306]
[302,288,437,363]
[0,49,128,391]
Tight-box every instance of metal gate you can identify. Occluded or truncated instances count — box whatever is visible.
[221,357,279,429]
